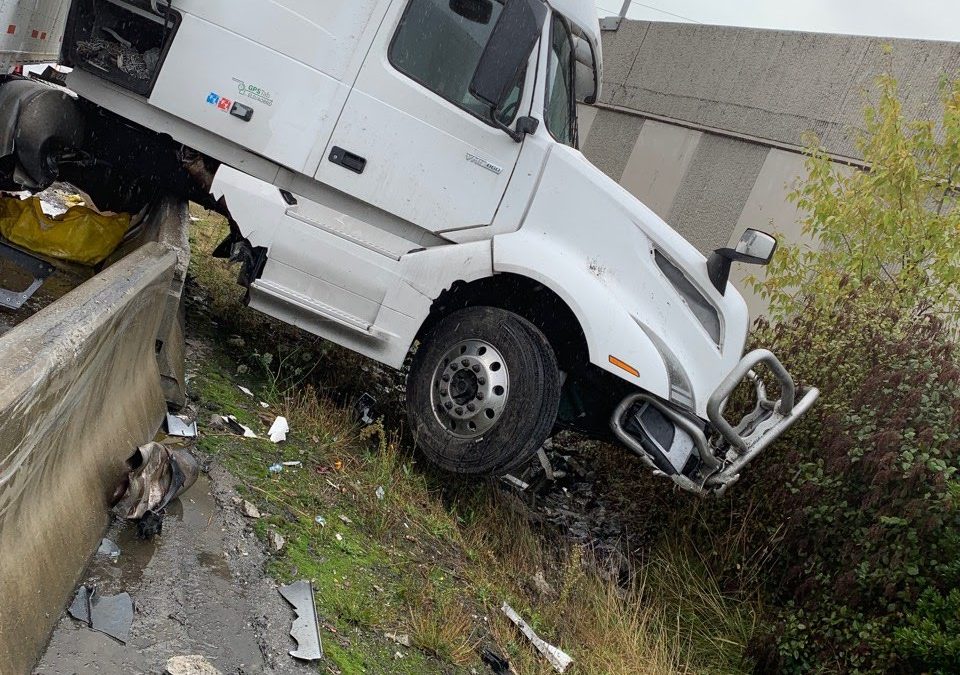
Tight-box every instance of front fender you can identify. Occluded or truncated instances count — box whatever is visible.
[494,229,671,402]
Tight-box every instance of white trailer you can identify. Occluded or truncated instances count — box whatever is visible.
[0,0,818,495]
[0,0,70,70]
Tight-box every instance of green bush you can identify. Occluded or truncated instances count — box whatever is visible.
[737,71,960,673]
[743,297,960,673]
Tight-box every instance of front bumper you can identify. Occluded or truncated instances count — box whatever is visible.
[611,349,820,496]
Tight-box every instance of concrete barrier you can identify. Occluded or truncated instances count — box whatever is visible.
[0,241,177,674]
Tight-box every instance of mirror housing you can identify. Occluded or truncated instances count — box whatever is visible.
[706,229,778,295]
[470,0,547,112]
[449,0,493,24]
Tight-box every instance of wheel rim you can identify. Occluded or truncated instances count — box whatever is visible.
[430,338,510,439]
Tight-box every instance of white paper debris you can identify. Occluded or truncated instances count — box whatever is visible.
[314,515,327,527]
[375,486,385,501]
[260,401,270,409]
[269,416,290,443]
[501,602,573,673]
[238,385,254,397]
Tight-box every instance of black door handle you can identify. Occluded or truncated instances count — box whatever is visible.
[329,146,367,174]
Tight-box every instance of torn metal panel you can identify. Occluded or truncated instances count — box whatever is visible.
[279,581,322,661]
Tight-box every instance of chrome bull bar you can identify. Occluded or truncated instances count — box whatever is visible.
[611,349,819,496]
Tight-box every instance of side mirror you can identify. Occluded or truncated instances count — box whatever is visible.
[470,0,547,112]
[449,0,493,24]
[706,229,778,295]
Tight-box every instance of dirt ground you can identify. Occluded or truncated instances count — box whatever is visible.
[35,463,316,674]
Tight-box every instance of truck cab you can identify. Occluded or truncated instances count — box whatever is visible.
[0,0,818,494]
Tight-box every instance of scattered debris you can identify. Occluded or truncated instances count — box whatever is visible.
[260,401,270,409]
[385,632,411,647]
[537,447,555,481]
[335,533,343,542]
[97,538,121,561]
[375,486,386,501]
[165,654,223,675]
[120,442,200,540]
[354,393,377,425]
[279,581,323,661]
[268,416,290,443]
[68,586,134,644]
[268,463,284,474]
[481,646,512,674]
[269,530,286,553]
[501,602,573,673]
[314,516,327,527]
[241,501,261,519]
[166,413,198,438]
[502,474,530,491]
[282,461,302,468]
[338,514,353,524]
[211,414,257,438]
[238,385,254,397]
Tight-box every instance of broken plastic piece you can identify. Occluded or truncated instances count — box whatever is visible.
[166,413,198,438]
[279,581,323,661]
[354,393,376,425]
[213,414,257,438]
[68,586,134,644]
[375,486,385,500]
[238,385,254,397]
[268,463,284,474]
[268,416,289,443]
[502,474,530,491]
[501,602,573,673]
[97,538,121,560]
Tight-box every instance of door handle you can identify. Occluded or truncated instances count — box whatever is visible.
[329,147,367,174]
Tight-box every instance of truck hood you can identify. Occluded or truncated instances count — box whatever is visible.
[496,143,751,415]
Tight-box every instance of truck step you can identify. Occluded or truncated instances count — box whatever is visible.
[252,279,385,338]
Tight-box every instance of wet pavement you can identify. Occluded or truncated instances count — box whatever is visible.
[35,465,314,675]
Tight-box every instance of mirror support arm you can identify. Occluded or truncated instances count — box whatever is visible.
[707,252,734,295]
[491,111,539,143]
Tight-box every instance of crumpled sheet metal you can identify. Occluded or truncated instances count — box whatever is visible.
[0,243,176,675]
[123,442,200,520]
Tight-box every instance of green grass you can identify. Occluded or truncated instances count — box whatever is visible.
[187,207,760,674]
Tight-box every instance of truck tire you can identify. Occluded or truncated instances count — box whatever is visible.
[407,307,560,475]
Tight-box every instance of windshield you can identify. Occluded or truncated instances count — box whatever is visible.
[544,13,577,147]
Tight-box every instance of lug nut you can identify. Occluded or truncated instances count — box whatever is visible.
[442,374,450,382]
[476,392,485,400]
[478,377,486,385]
[440,388,448,396]
[471,365,481,373]
[455,407,463,415]
[467,403,476,412]
[445,402,453,410]
[451,363,459,370]
[461,359,470,367]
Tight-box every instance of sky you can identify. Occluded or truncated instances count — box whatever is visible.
[594,0,960,43]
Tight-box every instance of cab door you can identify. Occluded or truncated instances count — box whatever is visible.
[315,0,533,233]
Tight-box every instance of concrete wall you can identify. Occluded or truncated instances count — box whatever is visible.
[0,244,176,675]
[581,21,960,316]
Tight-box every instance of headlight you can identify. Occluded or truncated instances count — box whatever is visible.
[654,250,722,346]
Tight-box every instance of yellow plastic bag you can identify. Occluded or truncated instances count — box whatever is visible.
[0,196,130,266]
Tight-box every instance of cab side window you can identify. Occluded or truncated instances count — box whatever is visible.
[389,0,523,124]
[545,14,576,147]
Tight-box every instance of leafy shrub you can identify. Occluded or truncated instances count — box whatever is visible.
[743,296,960,673]
[738,72,960,673]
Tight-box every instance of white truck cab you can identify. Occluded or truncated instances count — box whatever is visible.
[0,0,818,494]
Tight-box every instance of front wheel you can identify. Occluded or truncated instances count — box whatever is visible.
[407,307,561,475]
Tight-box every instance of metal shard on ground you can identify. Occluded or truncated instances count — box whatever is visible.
[278,581,322,661]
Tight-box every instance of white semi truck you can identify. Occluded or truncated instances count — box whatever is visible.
[0,0,818,495]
